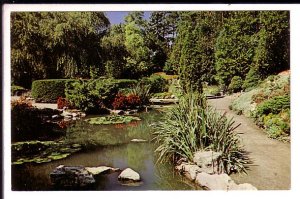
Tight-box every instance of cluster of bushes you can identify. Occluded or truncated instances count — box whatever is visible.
[64,78,137,113]
[231,73,290,140]
[11,98,63,142]
[252,95,290,139]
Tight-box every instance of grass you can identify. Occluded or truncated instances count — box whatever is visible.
[152,92,247,174]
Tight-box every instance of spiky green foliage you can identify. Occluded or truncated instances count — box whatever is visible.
[152,92,247,174]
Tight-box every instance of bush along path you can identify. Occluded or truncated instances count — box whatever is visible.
[208,96,290,190]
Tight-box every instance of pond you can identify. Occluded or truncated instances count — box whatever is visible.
[12,110,201,191]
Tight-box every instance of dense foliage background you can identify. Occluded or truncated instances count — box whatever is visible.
[11,11,289,92]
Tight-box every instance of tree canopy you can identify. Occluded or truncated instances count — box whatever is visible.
[11,11,289,92]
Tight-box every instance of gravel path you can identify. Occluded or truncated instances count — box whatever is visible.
[208,96,291,190]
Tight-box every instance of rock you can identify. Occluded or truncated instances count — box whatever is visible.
[50,165,95,187]
[130,139,147,143]
[125,109,138,115]
[182,164,202,181]
[80,113,86,117]
[193,151,222,173]
[118,168,141,182]
[72,112,78,117]
[52,114,62,119]
[85,166,120,176]
[111,110,125,115]
[229,183,258,190]
[195,172,234,190]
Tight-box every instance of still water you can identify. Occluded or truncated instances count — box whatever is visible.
[12,110,200,191]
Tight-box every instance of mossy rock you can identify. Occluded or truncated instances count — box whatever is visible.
[85,115,141,125]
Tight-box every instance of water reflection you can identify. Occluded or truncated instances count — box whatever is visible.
[12,111,201,190]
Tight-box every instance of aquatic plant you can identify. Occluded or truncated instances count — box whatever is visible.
[12,140,81,165]
[85,115,141,125]
[152,92,247,174]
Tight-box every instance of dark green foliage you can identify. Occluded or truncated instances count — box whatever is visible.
[31,79,73,103]
[65,78,137,113]
[140,74,168,93]
[11,100,63,142]
[256,95,290,116]
[228,76,243,93]
[252,11,289,78]
[215,11,259,88]
[11,85,27,96]
[11,12,110,88]
[242,67,261,91]
[169,12,223,92]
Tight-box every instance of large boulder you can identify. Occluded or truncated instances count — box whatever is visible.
[195,172,235,190]
[85,166,120,176]
[193,151,222,174]
[50,165,95,187]
[118,168,141,182]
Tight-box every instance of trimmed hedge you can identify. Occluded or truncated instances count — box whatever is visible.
[32,79,73,103]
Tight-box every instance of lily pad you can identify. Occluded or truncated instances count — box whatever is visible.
[12,140,82,165]
[85,115,141,125]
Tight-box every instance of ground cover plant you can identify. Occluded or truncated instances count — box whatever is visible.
[231,73,290,141]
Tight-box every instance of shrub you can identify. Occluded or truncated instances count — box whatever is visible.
[256,95,290,116]
[204,85,221,96]
[242,67,261,91]
[11,85,27,96]
[262,111,290,139]
[112,93,141,110]
[153,92,247,174]
[31,79,73,103]
[140,74,168,93]
[57,97,69,109]
[65,78,137,113]
[228,76,243,93]
[11,98,62,141]
[128,83,151,105]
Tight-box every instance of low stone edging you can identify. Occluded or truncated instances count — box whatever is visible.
[175,162,257,191]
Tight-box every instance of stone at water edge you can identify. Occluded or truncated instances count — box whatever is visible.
[118,168,141,182]
[195,172,235,190]
[130,139,147,143]
[181,164,202,181]
[85,166,120,175]
[50,165,95,187]
[193,151,222,173]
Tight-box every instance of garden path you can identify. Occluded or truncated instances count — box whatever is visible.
[208,96,291,190]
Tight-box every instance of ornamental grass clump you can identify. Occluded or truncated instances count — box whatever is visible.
[152,92,247,174]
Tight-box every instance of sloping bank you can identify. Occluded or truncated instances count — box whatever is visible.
[151,92,257,190]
